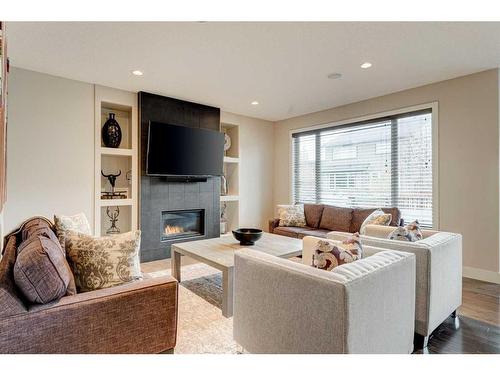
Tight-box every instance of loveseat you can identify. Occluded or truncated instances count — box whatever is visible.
[327,224,462,349]
[0,217,178,354]
[233,247,416,354]
[269,204,401,239]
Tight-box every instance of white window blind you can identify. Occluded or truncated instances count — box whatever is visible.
[292,110,433,227]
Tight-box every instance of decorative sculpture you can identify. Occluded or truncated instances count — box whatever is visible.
[101,169,121,194]
[106,206,120,234]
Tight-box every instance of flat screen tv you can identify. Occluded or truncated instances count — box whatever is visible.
[146,121,224,177]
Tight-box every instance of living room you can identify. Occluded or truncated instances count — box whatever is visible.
[0,1,499,371]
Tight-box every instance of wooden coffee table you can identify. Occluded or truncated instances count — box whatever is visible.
[171,232,302,318]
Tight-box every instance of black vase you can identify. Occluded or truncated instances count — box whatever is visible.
[102,113,122,148]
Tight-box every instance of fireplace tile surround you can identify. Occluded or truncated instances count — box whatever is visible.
[139,92,221,262]
[140,176,220,262]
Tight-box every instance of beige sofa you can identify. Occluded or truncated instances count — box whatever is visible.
[327,224,462,349]
[233,247,416,354]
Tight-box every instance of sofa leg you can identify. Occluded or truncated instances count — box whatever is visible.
[414,333,429,350]
[451,310,460,329]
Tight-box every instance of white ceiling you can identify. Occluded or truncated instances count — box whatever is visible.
[7,22,500,121]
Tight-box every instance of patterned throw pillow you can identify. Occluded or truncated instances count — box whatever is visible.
[388,220,423,242]
[65,230,142,292]
[359,209,392,235]
[312,233,363,271]
[54,213,92,252]
[277,204,307,227]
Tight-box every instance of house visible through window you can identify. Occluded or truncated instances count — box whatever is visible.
[292,109,433,227]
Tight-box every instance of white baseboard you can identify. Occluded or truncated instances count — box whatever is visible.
[463,266,500,284]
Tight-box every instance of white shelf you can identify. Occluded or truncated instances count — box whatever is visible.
[101,147,133,156]
[220,195,239,202]
[94,86,138,236]
[223,156,239,163]
[99,198,133,207]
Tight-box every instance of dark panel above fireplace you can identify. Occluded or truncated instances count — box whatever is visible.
[139,92,221,262]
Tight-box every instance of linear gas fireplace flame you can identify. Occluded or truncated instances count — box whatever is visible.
[164,225,185,235]
[161,209,205,241]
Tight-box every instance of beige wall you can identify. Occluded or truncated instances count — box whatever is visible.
[221,112,274,230]
[5,68,275,241]
[5,68,94,232]
[274,69,500,276]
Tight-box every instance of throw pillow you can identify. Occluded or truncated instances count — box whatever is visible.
[388,220,423,242]
[14,235,74,304]
[54,213,92,251]
[277,204,307,227]
[311,233,363,271]
[359,209,392,235]
[65,230,143,292]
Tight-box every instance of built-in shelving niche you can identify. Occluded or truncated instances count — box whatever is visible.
[220,123,240,233]
[94,86,138,237]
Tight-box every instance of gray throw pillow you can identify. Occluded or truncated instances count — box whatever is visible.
[14,235,74,304]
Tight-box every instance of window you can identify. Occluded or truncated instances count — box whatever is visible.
[292,109,433,227]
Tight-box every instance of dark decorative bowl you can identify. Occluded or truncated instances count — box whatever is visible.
[232,228,263,246]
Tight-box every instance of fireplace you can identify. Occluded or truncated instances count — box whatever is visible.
[161,209,205,241]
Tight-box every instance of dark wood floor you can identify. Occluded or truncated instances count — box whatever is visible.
[415,277,500,354]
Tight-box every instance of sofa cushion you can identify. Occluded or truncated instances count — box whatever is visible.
[300,228,331,238]
[319,206,353,232]
[350,207,401,233]
[277,205,306,227]
[54,212,92,252]
[273,226,315,239]
[0,236,27,316]
[65,230,143,292]
[14,235,74,304]
[303,204,325,228]
[311,233,362,271]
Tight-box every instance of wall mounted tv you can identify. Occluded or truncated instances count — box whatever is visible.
[146,121,224,177]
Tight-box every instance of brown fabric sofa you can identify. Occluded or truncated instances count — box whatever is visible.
[0,217,178,354]
[269,204,401,239]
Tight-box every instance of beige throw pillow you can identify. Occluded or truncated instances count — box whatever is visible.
[359,209,392,235]
[54,213,92,251]
[65,230,142,292]
[277,204,307,227]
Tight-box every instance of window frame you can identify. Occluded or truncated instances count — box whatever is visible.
[288,102,439,229]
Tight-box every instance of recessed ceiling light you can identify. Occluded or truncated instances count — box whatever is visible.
[360,62,372,69]
[327,73,342,80]
[251,101,259,105]
[131,70,143,76]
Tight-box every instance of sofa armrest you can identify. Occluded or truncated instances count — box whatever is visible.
[0,276,178,353]
[268,218,280,233]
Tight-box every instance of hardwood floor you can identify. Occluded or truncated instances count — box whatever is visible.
[415,277,500,354]
[142,259,500,354]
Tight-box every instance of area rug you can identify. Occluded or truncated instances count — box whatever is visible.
[146,263,238,354]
